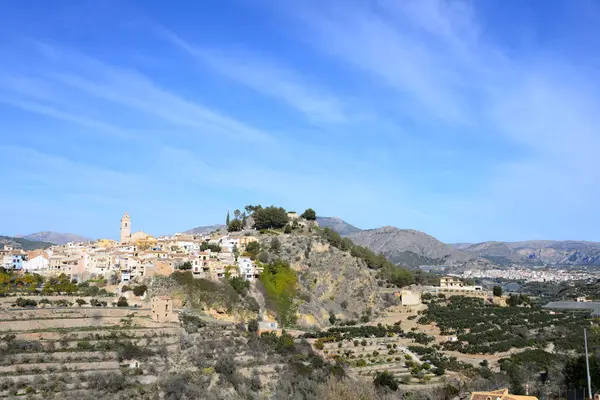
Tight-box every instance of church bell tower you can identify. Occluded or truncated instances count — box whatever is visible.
[120,212,131,244]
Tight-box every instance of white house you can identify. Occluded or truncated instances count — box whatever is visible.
[22,254,49,272]
[213,236,239,252]
[237,257,256,281]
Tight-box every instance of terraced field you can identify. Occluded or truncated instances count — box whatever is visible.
[0,298,179,398]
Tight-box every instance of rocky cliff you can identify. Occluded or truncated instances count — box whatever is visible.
[257,233,386,327]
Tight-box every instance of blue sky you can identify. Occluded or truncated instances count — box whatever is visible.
[2,0,600,243]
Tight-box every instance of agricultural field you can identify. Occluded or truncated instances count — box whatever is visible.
[416,295,592,354]
[0,295,179,398]
[303,324,456,387]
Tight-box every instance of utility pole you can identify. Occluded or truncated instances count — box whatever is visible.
[585,327,593,400]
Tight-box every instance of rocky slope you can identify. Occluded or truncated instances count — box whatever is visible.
[0,235,53,250]
[22,231,91,245]
[257,233,386,327]
[316,216,362,235]
[345,226,480,268]
[454,240,600,266]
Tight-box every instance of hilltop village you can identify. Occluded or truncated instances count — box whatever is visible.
[1,211,268,285]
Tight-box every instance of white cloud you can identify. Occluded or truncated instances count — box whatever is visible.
[162,30,350,124]
[2,43,274,144]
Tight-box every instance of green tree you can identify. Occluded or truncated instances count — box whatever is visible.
[246,241,260,260]
[493,286,503,297]
[329,310,337,325]
[232,244,240,261]
[200,242,221,252]
[226,211,230,226]
[133,285,147,296]
[179,261,193,270]
[259,259,298,327]
[233,209,241,220]
[300,208,317,220]
[227,219,243,232]
[270,237,281,253]
[116,296,129,307]
[253,206,289,230]
[245,205,262,214]
[228,276,250,295]
[248,319,259,333]
[284,224,292,234]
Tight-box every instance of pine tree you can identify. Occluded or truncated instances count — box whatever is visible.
[226,210,230,226]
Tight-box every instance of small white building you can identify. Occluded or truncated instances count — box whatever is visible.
[22,254,49,272]
[237,257,257,281]
[217,236,240,252]
[121,271,131,283]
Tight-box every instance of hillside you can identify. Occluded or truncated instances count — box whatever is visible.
[22,231,91,245]
[183,224,226,235]
[454,240,600,266]
[0,235,53,250]
[257,233,387,327]
[346,226,479,268]
[316,216,362,235]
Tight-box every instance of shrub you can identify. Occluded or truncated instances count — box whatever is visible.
[133,285,147,296]
[248,319,259,333]
[75,298,87,307]
[214,353,236,378]
[373,371,398,391]
[228,277,250,296]
[116,296,129,307]
[14,298,37,308]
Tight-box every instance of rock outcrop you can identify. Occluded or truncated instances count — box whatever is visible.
[258,234,385,327]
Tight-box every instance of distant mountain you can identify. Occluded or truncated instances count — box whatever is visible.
[316,217,362,236]
[184,224,226,235]
[346,226,489,269]
[22,231,91,245]
[453,240,600,266]
[0,236,53,251]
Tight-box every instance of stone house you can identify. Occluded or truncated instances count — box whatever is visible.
[151,296,177,323]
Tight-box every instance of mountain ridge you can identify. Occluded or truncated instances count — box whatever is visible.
[452,240,600,266]
[0,236,53,251]
[316,216,362,235]
[21,231,92,245]
[183,224,226,235]
[346,225,484,268]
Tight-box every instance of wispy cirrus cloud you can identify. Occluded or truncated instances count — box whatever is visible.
[283,0,600,240]
[161,29,351,124]
[0,43,273,144]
